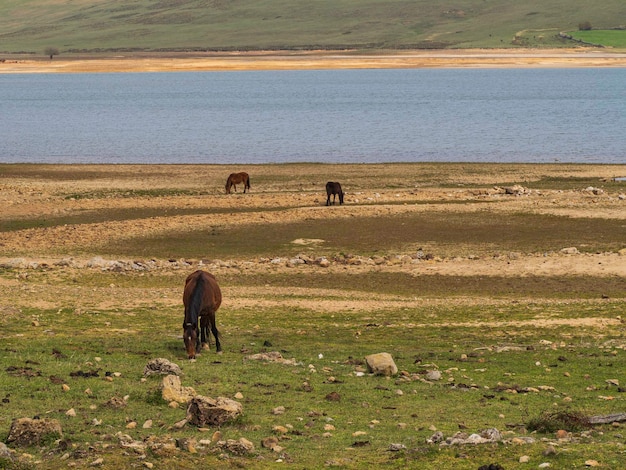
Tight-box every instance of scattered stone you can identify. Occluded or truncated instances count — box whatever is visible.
[364,352,398,376]
[65,408,76,417]
[262,436,280,450]
[388,443,406,451]
[555,429,568,439]
[143,358,182,377]
[244,351,299,365]
[176,437,198,453]
[273,425,288,434]
[187,396,243,427]
[584,460,600,467]
[142,419,153,429]
[214,438,255,455]
[425,370,442,381]
[272,406,286,415]
[325,391,341,402]
[104,396,127,409]
[560,247,579,255]
[0,443,13,460]
[161,374,196,404]
[543,445,557,456]
[6,418,63,447]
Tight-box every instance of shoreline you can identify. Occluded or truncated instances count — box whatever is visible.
[2,48,626,73]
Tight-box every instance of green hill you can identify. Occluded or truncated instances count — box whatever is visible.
[1,0,625,54]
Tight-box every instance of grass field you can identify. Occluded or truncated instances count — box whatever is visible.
[1,163,626,468]
[1,0,626,54]
[570,30,626,48]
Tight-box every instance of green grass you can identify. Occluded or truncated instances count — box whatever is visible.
[95,211,626,259]
[569,29,626,48]
[1,0,625,53]
[1,296,626,469]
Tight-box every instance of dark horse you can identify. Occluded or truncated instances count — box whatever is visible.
[225,172,251,194]
[325,181,344,206]
[182,270,222,359]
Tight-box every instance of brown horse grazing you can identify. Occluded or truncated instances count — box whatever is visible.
[182,270,222,359]
[325,181,344,206]
[225,172,251,194]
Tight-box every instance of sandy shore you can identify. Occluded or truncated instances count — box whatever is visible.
[2,49,626,73]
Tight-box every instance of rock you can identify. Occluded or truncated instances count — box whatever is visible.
[144,358,182,377]
[365,352,398,376]
[425,370,442,381]
[427,431,444,444]
[104,396,127,409]
[504,184,528,195]
[161,375,196,404]
[560,247,579,255]
[6,418,63,447]
[187,396,243,427]
[0,442,13,460]
[244,351,298,365]
[388,443,406,451]
[215,438,255,455]
[262,436,280,450]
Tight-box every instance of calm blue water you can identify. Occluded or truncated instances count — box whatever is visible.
[1,68,624,164]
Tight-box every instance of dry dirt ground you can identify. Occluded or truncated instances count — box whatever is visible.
[2,49,626,74]
[1,163,625,322]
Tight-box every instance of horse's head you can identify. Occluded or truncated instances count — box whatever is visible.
[183,322,198,359]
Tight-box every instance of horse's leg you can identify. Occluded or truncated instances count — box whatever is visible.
[326,194,330,206]
[209,313,222,353]
[199,315,210,350]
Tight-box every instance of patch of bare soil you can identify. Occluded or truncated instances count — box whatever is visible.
[1,163,625,328]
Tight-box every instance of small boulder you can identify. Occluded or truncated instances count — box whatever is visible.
[161,375,196,404]
[187,396,243,427]
[144,358,182,377]
[365,353,398,376]
[215,437,254,455]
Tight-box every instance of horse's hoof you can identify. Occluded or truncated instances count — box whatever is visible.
[217,350,223,355]
[202,343,210,350]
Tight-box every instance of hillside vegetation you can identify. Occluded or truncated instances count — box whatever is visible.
[1,0,625,54]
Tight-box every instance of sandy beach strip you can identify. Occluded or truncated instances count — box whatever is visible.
[2,49,626,73]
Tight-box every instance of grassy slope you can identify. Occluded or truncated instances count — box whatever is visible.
[0,0,625,53]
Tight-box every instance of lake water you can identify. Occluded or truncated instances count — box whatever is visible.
[1,68,625,164]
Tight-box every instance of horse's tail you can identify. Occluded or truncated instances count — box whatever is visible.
[188,274,205,324]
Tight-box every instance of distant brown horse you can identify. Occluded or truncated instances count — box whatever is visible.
[182,270,222,359]
[325,181,344,206]
[225,172,251,194]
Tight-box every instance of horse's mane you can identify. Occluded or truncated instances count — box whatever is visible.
[186,274,206,326]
